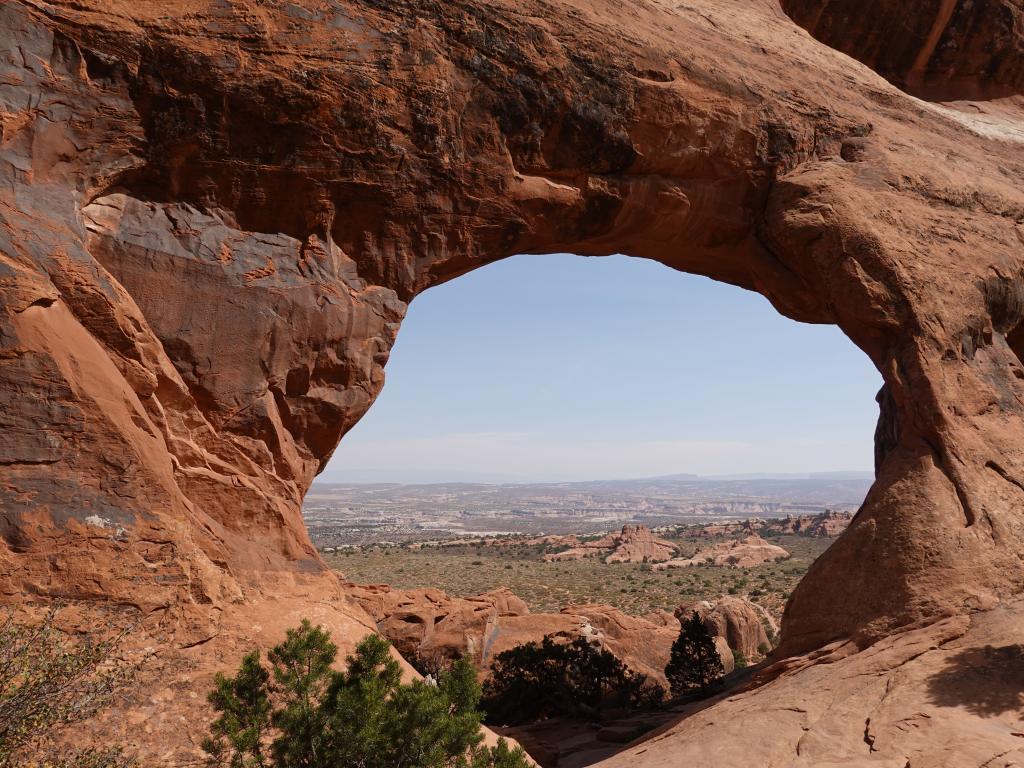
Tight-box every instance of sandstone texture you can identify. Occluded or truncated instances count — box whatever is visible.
[781,0,1024,100]
[542,524,677,563]
[601,600,1024,768]
[654,534,790,569]
[351,584,532,670]
[354,582,783,690]
[351,582,688,687]
[2,0,1024,763]
[677,596,774,660]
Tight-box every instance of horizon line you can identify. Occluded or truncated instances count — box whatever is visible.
[311,469,876,487]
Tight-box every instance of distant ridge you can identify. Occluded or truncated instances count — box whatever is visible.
[312,469,874,489]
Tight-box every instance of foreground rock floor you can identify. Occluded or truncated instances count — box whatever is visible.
[65,597,1022,766]
[600,600,1024,768]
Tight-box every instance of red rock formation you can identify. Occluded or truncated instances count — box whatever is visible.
[696,520,762,538]
[354,584,780,690]
[560,604,681,684]
[762,509,853,536]
[350,584,531,670]
[655,534,790,569]
[543,524,678,563]
[352,583,682,687]
[677,597,773,660]
[782,0,1024,100]
[602,601,1024,768]
[3,0,1024,763]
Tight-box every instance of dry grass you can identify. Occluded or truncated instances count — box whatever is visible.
[325,534,832,621]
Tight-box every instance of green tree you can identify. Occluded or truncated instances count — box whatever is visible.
[482,635,662,725]
[665,612,725,697]
[203,622,530,768]
[204,652,272,768]
[268,621,335,767]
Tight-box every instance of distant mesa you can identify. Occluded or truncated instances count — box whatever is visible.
[654,534,790,570]
[542,524,678,564]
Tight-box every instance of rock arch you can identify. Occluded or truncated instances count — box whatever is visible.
[2,0,1024,761]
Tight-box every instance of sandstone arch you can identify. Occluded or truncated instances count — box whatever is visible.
[2,0,1024,763]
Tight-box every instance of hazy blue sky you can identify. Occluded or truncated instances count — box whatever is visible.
[322,254,883,483]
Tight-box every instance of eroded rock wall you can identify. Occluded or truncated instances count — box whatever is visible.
[782,0,1024,100]
[2,0,1024,761]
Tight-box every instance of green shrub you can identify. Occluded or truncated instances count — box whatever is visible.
[665,612,725,697]
[0,608,137,768]
[481,635,663,725]
[203,620,529,768]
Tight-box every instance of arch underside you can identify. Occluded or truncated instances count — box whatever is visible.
[2,0,1024,763]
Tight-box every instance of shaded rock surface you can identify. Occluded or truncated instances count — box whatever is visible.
[782,0,1024,100]
[2,0,1024,763]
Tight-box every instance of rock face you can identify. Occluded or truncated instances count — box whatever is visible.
[3,0,1024,763]
[349,584,531,670]
[543,524,678,563]
[654,535,790,569]
[781,0,1024,100]
[355,583,774,687]
[696,520,762,538]
[559,604,681,684]
[677,597,773,660]
[351,583,682,687]
[600,600,1024,768]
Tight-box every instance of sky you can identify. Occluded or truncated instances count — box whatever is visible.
[321,254,883,484]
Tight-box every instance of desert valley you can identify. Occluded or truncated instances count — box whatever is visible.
[308,477,861,765]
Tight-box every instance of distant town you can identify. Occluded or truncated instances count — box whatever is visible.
[303,472,872,548]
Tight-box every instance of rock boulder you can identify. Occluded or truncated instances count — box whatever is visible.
[655,535,790,569]
[543,525,678,564]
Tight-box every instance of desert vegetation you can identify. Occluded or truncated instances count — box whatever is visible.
[327,532,830,622]
[481,635,663,726]
[0,609,136,768]
[665,612,726,696]
[203,620,530,768]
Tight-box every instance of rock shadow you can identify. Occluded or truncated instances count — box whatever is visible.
[926,644,1024,717]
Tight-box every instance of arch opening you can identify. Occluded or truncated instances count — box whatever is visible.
[304,253,882,758]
